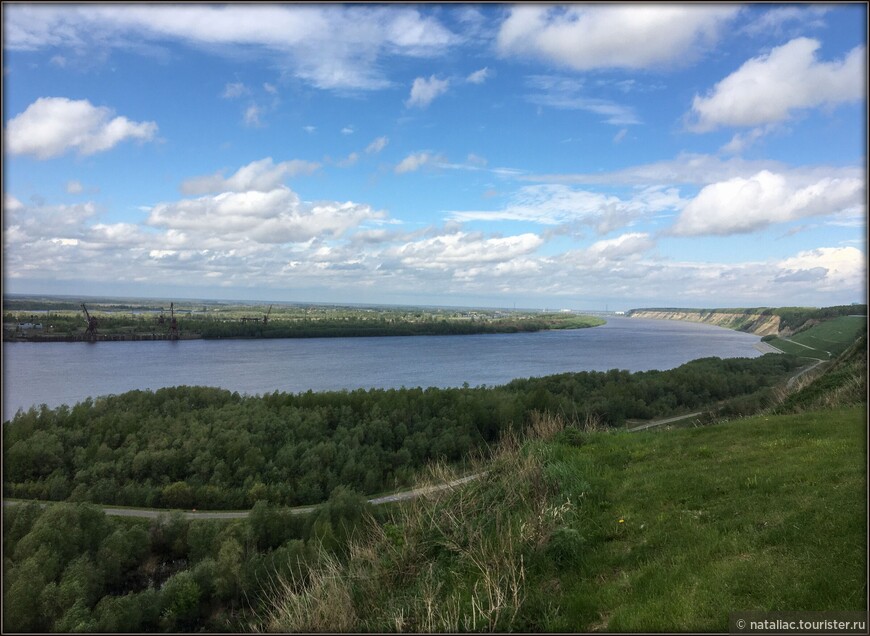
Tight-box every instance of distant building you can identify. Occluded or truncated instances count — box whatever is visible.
[18,322,43,330]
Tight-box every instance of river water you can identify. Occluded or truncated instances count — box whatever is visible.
[2,317,763,422]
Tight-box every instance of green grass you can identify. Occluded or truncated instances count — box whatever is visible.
[548,405,867,631]
[256,405,866,632]
[768,315,866,360]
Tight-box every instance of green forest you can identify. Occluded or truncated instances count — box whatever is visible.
[4,354,801,510]
[4,342,862,632]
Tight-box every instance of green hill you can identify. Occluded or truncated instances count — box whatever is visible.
[766,316,867,360]
[257,404,865,632]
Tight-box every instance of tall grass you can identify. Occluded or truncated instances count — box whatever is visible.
[255,413,569,633]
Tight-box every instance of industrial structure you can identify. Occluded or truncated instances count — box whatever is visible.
[81,303,98,340]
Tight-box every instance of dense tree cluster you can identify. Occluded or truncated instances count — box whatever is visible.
[3,492,374,632]
[764,305,867,333]
[196,314,601,339]
[3,354,800,510]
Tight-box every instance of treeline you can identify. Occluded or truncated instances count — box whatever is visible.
[761,305,867,333]
[5,312,603,340]
[3,354,801,510]
[196,314,602,339]
[3,490,376,632]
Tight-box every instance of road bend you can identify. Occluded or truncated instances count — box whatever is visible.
[3,473,484,520]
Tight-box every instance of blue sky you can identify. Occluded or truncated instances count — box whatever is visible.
[3,3,867,311]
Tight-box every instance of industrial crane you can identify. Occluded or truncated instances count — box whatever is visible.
[81,303,98,340]
[168,302,179,340]
[263,305,273,325]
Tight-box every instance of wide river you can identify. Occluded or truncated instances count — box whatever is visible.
[2,317,763,422]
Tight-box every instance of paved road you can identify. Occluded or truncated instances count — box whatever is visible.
[627,411,704,432]
[786,359,825,389]
[3,473,483,520]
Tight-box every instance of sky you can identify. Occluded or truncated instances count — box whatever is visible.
[2,3,867,311]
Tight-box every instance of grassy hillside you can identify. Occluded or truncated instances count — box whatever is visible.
[766,315,867,360]
[774,334,867,413]
[257,404,866,632]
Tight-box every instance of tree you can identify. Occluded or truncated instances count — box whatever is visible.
[160,571,202,630]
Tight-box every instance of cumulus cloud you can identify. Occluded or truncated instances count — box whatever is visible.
[3,5,459,91]
[66,180,84,194]
[587,233,655,260]
[148,186,386,244]
[392,231,544,270]
[497,5,738,70]
[689,37,866,131]
[180,157,321,195]
[406,75,449,108]
[671,170,865,236]
[365,136,389,154]
[774,247,866,292]
[5,97,158,159]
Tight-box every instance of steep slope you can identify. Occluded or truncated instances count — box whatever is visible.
[628,310,780,336]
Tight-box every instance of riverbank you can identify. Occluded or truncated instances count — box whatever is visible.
[627,309,780,336]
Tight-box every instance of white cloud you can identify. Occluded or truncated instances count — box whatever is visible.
[66,180,84,194]
[392,231,544,270]
[521,152,866,188]
[3,5,460,91]
[303,125,316,134]
[466,153,487,167]
[148,186,386,244]
[5,97,158,159]
[406,75,449,108]
[338,152,360,168]
[466,67,489,84]
[587,233,655,260]
[613,128,628,144]
[774,247,866,292]
[365,136,389,154]
[719,126,771,155]
[450,184,685,234]
[741,6,831,38]
[497,5,738,70]
[690,38,866,131]
[395,151,436,174]
[341,125,355,135]
[263,82,278,94]
[180,157,321,195]
[244,104,262,127]
[222,82,249,98]
[671,170,866,236]
[525,75,639,125]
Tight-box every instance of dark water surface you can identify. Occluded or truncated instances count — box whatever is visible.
[2,317,763,422]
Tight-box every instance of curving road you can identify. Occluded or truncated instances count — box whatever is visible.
[3,474,483,520]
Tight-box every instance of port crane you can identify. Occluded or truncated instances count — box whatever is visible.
[263,305,273,325]
[168,302,179,340]
[81,303,98,340]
